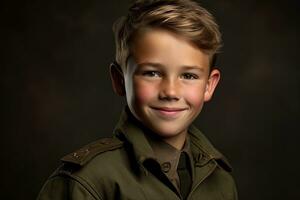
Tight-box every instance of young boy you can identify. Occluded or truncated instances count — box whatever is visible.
[38,0,238,199]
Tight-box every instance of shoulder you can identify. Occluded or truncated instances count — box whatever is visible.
[210,162,238,199]
[51,137,131,181]
[37,175,100,200]
[49,137,126,178]
[189,125,233,171]
[38,138,125,200]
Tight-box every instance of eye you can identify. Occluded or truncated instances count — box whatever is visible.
[181,73,199,80]
[142,71,161,77]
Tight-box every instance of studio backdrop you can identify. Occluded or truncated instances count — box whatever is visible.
[1,0,299,199]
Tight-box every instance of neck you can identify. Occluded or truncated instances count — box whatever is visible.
[162,130,187,150]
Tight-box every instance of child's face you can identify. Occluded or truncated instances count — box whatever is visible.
[112,28,220,146]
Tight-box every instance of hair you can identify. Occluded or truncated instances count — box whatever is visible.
[113,0,222,71]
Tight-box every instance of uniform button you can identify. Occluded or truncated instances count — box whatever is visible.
[73,148,89,159]
[73,152,80,159]
[161,162,171,173]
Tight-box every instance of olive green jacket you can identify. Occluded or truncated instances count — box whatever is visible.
[37,109,238,200]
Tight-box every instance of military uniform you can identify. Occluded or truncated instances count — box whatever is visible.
[37,108,238,200]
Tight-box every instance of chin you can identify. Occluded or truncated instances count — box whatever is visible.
[150,124,187,138]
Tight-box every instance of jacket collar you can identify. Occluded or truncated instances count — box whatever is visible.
[113,107,156,165]
[188,125,232,172]
[113,107,232,172]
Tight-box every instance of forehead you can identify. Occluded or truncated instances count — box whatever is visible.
[128,28,210,71]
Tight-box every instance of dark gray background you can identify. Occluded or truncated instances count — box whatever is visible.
[1,0,299,199]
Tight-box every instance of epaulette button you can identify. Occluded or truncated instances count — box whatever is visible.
[73,152,80,159]
[72,149,90,159]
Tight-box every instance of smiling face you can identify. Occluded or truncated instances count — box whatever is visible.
[111,28,220,149]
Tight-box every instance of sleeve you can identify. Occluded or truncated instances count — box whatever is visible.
[231,176,239,200]
[37,175,102,200]
[216,168,239,200]
[222,172,239,200]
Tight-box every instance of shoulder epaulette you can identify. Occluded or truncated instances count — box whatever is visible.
[61,137,123,166]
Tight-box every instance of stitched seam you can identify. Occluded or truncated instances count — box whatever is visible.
[191,140,215,159]
[188,161,217,199]
[51,173,104,200]
[69,174,104,200]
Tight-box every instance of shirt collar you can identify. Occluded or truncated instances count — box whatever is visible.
[113,107,232,172]
[147,133,193,167]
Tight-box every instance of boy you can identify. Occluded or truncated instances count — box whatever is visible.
[38,0,238,199]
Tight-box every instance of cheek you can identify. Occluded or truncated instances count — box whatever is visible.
[134,81,157,104]
[184,85,206,109]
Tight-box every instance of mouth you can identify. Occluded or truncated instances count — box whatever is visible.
[150,106,187,118]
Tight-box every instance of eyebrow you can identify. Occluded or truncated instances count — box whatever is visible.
[137,62,204,72]
[136,62,164,68]
[181,65,205,72]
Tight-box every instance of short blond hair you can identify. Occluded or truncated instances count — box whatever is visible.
[113,0,222,70]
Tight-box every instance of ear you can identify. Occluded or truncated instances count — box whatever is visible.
[204,69,221,102]
[110,62,126,96]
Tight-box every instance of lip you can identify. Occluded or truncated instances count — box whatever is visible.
[150,106,187,118]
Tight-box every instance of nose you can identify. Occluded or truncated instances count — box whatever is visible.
[159,77,181,101]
